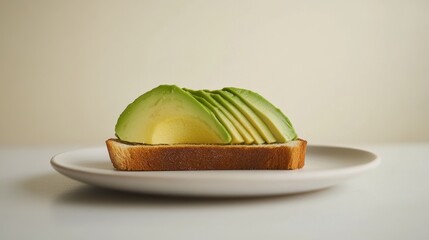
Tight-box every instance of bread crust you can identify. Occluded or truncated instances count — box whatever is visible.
[106,138,307,171]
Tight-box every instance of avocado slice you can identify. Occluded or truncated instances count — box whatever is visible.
[224,87,297,142]
[186,89,254,144]
[115,85,231,144]
[192,96,244,144]
[215,90,276,143]
[210,91,265,144]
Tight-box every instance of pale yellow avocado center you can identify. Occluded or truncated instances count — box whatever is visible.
[150,117,226,144]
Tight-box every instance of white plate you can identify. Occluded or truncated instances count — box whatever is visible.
[51,145,379,197]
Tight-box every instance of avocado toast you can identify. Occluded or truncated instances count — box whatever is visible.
[107,85,306,170]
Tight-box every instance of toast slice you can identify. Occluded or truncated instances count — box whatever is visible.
[106,138,307,171]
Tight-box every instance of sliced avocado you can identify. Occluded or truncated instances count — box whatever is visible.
[115,85,231,144]
[224,87,297,142]
[215,90,276,143]
[210,91,265,144]
[186,89,254,144]
[192,96,244,144]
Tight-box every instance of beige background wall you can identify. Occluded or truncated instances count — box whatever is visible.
[1,0,428,146]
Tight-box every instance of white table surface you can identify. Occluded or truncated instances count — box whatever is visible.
[1,143,428,240]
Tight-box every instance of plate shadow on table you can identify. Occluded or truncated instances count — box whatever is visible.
[20,172,344,208]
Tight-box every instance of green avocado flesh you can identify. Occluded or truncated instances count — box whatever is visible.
[115,85,297,144]
[187,90,254,144]
[212,90,275,144]
[224,87,297,142]
[210,91,265,144]
[192,95,244,144]
[115,85,231,144]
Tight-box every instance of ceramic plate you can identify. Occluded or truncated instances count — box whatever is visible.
[51,145,379,197]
